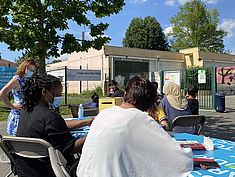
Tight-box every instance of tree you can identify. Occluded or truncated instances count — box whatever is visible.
[0,0,125,73]
[123,16,168,51]
[170,0,227,53]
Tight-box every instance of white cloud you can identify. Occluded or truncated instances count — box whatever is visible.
[219,19,235,38]
[203,0,217,4]
[85,32,93,41]
[178,0,190,4]
[164,0,218,6]
[131,0,147,4]
[163,26,173,36]
[85,31,110,40]
[165,0,176,6]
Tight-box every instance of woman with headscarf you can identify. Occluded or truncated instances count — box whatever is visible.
[160,82,193,133]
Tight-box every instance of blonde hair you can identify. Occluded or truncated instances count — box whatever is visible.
[16,59,36,78]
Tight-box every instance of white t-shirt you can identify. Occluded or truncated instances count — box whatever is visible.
[76,106,193,177]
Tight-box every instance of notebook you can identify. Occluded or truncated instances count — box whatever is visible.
[194,158,220,170]
[180,143,206,150]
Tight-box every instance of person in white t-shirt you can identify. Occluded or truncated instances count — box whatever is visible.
[76,76,193,177]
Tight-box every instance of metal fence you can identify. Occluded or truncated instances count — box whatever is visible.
[160,67,216,109]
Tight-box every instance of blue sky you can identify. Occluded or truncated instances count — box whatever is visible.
[1,0,235,62]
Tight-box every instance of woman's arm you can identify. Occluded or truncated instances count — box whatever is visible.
[72,136,86,154]
[0,76,20,110]
[65,117,95,129]
[160,120,169,131]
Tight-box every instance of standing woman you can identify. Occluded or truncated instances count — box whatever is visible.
[0,59,36,135]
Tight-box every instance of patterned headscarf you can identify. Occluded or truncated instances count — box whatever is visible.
[163,82,188,110]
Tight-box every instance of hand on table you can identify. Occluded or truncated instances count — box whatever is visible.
[87,116,95,126]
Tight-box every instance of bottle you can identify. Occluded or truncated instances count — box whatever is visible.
[78,104,84,119]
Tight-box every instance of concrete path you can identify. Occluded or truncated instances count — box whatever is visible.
[0,121,14,177]
[200,109,235,142]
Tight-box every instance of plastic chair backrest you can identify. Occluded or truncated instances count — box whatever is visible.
[0,135,13,177]
[170,115,206,135]
[48,147,71,177]
[1,136,52,159]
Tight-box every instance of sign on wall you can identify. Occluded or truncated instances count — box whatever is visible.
[198,69,206,84]
[67,69,101,81]
[0,67,17,89]
[164,70,181,86]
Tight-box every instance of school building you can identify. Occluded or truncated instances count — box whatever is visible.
[46,45,235,94]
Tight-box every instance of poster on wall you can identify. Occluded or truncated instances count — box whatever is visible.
[164,70,181,86]
[198,69,206,84]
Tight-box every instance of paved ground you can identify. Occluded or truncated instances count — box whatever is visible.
[0,107,235,176]
[0,121,14,177]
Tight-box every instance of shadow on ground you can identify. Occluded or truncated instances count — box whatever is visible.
[203,114,235,142]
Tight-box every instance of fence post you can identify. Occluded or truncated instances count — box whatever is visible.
[183,69,187,96]
[211,66,217,109]
[80,65,82,94]
[160,70,164,95]
[65,66,67,105]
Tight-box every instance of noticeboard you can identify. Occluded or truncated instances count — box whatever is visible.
[67,69,101,81]
[0,67,17,89]
[164,70,181,86]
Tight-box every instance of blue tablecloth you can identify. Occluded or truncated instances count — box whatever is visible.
[174,133,235,177]
[65,117,90,139]
[64,118,235,176]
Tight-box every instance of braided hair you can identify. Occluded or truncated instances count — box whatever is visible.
[23,74,60,112]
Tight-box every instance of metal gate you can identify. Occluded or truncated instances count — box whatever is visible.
[160,67,216,109]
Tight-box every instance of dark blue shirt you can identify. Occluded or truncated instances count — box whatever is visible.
[160,97,194,133]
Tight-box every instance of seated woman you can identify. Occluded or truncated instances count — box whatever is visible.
[107,80,124,97]
[16,74,93,177]
[82,92,99,108]
[76,76,193,177]
[160,82,193,133]
[148,103,169,130]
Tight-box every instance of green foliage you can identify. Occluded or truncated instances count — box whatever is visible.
[0,0,125,73]
[80,86,103,98]
[0,101,9,121]
[123,16,169,51]
[170,0,227,53]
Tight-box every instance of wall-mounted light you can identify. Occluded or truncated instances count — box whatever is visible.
[157,56,159,61]
[198,58,202,61]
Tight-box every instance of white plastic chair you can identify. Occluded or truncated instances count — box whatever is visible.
[48,147,71,177]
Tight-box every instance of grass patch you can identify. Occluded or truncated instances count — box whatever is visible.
[0,111,9,121]
[0,86,104,120]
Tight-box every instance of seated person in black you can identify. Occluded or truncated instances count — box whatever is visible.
[107,80,124,97]
[16,74,93,177]
[82,92,99,108]
[186,85,199,115]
